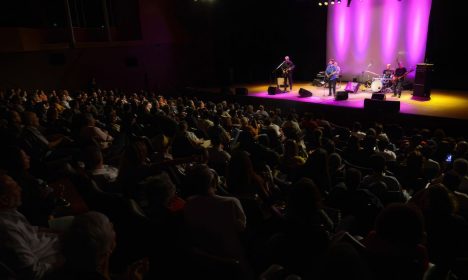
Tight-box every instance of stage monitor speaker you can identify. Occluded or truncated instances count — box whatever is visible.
[371,93,386,100]
[235,87,248,96]
[335,91,348,100]
[364,98,400,114]
[268,86,280,95]
[298,88,312,97]
[345,82,360,93]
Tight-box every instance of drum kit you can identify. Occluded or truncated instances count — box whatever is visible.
[363,70,393,93]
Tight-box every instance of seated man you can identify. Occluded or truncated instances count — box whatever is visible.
[0,173,62,279]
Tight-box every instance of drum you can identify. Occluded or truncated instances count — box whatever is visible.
[371,79,383,92]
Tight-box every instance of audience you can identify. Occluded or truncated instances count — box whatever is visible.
[0,86,467,279]
[0,173,62,279]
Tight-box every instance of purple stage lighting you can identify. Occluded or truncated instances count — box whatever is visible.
[327,0,432,81]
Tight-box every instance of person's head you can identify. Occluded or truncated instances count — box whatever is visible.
[375,203,424,247]
[284,139,299,158]
[119,140,149,173]
[370,154,386,174]
[329,153,343,172]
[442,171,461,192]
[345,168,362,192]
[398,61,403,68]
[0,173,22,210]
[83,113,97,126]
[422,184,455,216]
[329,58,335,65]
[386,64,391,70]
[7,110,22,126]
[62,211,116,272]
[285,56,290,61]
[186,164,218,195]
[141,172,177,209]
[0,146,31,173]
[287,177,323,217]
[453,158,468,176]
[23,111,40,127]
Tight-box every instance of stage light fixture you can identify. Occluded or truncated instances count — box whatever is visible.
[324,1,328,5]
[318,2,323,6]
[331,1,335,4]
[337,0,341,3]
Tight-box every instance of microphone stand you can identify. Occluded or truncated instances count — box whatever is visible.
[272,61,285,92]
[275,61,285,71]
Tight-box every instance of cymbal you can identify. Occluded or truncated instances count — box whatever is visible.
[365,70,379,76]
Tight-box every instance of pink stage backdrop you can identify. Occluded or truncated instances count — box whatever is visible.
[326,0,432,81]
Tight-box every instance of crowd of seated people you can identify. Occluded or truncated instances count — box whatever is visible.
[0,87,468,279]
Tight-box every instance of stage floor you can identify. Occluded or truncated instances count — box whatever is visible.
[236,82,468,120]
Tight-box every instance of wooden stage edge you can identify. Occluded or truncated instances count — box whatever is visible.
[185,81,468,137]
[228,82,468,121]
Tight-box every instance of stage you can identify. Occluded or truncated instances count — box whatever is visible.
[233,82,468,120]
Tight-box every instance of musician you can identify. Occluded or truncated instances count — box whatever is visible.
[392,61,407,98]
[281,56,295,91]
[325,59,339,96]
[382,64,394,89]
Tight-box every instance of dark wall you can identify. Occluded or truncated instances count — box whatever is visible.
[425,0,467,90]
[0,0,464,91]
[206,0,328,86]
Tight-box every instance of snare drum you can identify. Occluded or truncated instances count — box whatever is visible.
[371,79,383,92]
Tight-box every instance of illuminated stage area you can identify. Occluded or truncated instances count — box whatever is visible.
[233,82,468,120]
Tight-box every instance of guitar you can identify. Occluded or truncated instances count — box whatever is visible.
[324,71,337,82]
[392,68,414,83]
[282,67,292,75]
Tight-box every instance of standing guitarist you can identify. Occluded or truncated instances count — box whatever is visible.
[281,56,295,92]
[325,59,338,96]
[392,61,407,98]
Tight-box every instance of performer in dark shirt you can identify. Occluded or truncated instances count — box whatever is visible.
[382,64,394,90]
[392,62,407,98]
[281,56,295,91]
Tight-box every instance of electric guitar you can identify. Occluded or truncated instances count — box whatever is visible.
[392,68,414,83]
[324,71,337,82]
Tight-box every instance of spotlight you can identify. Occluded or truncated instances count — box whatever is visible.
[324,1,328,5]
[337,0,341,3]
[331,1,335,4]
[318,2,323,6]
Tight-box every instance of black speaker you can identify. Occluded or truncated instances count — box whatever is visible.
[344,82,360,93]
[268,86,280,95]
[335,91,348,100]
[413,63,433,99]
[298,88,312,97]
[364,98,400,113]
[235,87,248,96]
[371,93,386,100]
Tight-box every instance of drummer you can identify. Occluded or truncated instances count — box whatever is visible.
[382,64,394,87]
